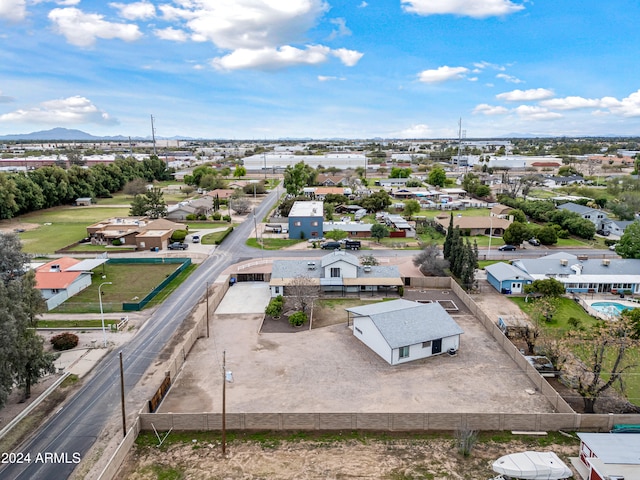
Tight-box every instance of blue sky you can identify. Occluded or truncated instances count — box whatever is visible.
[1,0,640,139]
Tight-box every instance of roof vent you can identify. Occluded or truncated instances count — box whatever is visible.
[307,262,316,270]
[50,264,61,272]
[363,266,372,273]
[560,259,568,266]
[602,258,610,266]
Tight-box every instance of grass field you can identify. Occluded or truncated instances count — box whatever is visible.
[15,206,129,254]
[51,262,186,313]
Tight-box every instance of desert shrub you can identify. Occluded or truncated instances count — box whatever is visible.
[289,311,307,327]
[50,332,79,351]
[455,427,478,457]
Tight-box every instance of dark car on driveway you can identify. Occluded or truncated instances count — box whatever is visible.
[498,244,517,251]
[168,242,189,250]
[596,229,610,236]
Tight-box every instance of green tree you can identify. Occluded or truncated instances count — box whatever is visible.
[403,199,421,220]
[129,194,149,217]
[524,278,566,297]
[0,174,19,219]
[428,166,447,187]
[360,190,391,212]
[537,225,558,245]
[389,167,411,178]
[325,229,348,242]
[233,165,247,179]
[370,223,390,242]
[283,161,314,195]
[502,222,530,246]
[616,221,640,258]
[123,178,148,196]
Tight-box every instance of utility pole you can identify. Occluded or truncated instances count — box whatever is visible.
[206,282,210,338]
[222,350,226,455]
[150,114,157,156]
[119,351,126,437]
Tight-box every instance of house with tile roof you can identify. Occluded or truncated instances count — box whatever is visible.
[346,299,463,365]
[269,250,402,297]
[35,257,93,310]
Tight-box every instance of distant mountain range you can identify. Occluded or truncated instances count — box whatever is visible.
[0,127,195,142]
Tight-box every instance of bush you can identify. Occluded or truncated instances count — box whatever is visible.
[265,295,284,317]
[289,311,307,327]
[223,215,231,223]
[111,239,122,246]
[212,212,222,221]
[50,332,79,351]
[214,226,234,245]
[171,229,188,242]
[185,214,197,221]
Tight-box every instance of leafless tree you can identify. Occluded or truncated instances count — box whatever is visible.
[287,275,320,314]
[413,244,448,276]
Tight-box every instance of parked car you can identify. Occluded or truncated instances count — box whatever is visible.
[321,241,341,250]
[596,229,610,236]
[609,243,618,251]
[498,244,517,251]
[168,242,189,250]
[191,235,200,243]
[528,238,540,246]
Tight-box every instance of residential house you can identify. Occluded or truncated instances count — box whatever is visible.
[485,262,534,294]
[75,197,92,206]
[86,217,185,250]
[495,252,640,294]
[543,175,585,187]
[490,204,514,218]
[288,201,324,240]
[323,222,372,238]
[346,299,463,365]
[377,177,409,188]
[35,257,96,310]
[434,214,512,237]
[316,174,348,186]
[381,213,416,237]
[557,202,608,230]
[575,432,640,479]
[269,250,402,297]
[601,218,636,237]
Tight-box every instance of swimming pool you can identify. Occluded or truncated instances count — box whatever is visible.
[591,301,637,316]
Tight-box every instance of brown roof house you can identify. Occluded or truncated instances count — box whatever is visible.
[435,213,512,237]
[86,217,186,250]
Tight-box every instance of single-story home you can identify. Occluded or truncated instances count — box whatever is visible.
[269,250,402,297]
[346,299,464,365]
[323,222,372,238]
[485,262,534,294]
[557,202,608,230]
[602,218,636,236]
[434,214,512,237]
[35,257,97,310]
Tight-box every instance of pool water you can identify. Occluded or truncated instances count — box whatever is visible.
[591,301,637,316]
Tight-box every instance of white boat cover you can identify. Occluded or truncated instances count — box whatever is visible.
[492,451,573,479]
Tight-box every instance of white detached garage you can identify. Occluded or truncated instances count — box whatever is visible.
[347,299,464,366]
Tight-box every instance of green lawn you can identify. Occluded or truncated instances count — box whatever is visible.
[16,206,129,254]
[246,238,302,250]
[509,296,599,334]
[52,262,185,313]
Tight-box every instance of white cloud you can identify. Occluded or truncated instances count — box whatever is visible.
[473,104,508,115]
[418,66,469,83]
[514,105,562,120]
[184,0,329,50]
[0,96,118,125]
[401,0,524,18]
[318,75,345,82]
[212,45,332,71]
[110,1,156,21]
[0,0,26,21]
[358,1,368,7]
[328,17,351,40]
[48,7,142,47]
[540,95,614,111]
[331,48,363,66]
[497,88,554,102]
[496,73,523,84]
[395,124,434,138]
[473,61,505,71]
[154,27,188,42]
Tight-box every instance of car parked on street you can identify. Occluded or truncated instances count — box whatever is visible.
[321,241,341,250]
[498,244,517,251]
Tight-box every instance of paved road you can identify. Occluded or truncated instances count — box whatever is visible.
[0,187,281,480]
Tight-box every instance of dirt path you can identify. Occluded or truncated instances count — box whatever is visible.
[121,433,581,479]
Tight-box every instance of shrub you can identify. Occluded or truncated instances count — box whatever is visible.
[265,295,284,318]
[50,332,79,351]
[289,311,307,327]
[185,214,197,221]
[171,229,188,242]
[223,215,231,223]
[111,239,122,246]
[212,212,222,221]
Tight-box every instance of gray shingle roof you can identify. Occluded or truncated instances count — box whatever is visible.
[485,262,533,282]
[347,299,464,348]
[557,202,600,216]
[271,260,322,280]
[513,252,640,277]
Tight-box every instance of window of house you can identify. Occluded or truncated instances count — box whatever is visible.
[294,221,301,227]
[52,289,60,294]
[399,346,409,358]
[331,267,341,278]
[275,287,280,294]
[422,341,431,349]
[311,221,318,226]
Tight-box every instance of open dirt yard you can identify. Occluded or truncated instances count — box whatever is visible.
[121,432,581,479]
[158,283,556,414]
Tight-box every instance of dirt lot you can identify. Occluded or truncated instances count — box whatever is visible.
[121,431,581,479]
[158,284,555,414]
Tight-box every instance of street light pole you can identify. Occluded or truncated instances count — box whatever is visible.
[487,215,493,259]
[99,281,112,347]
